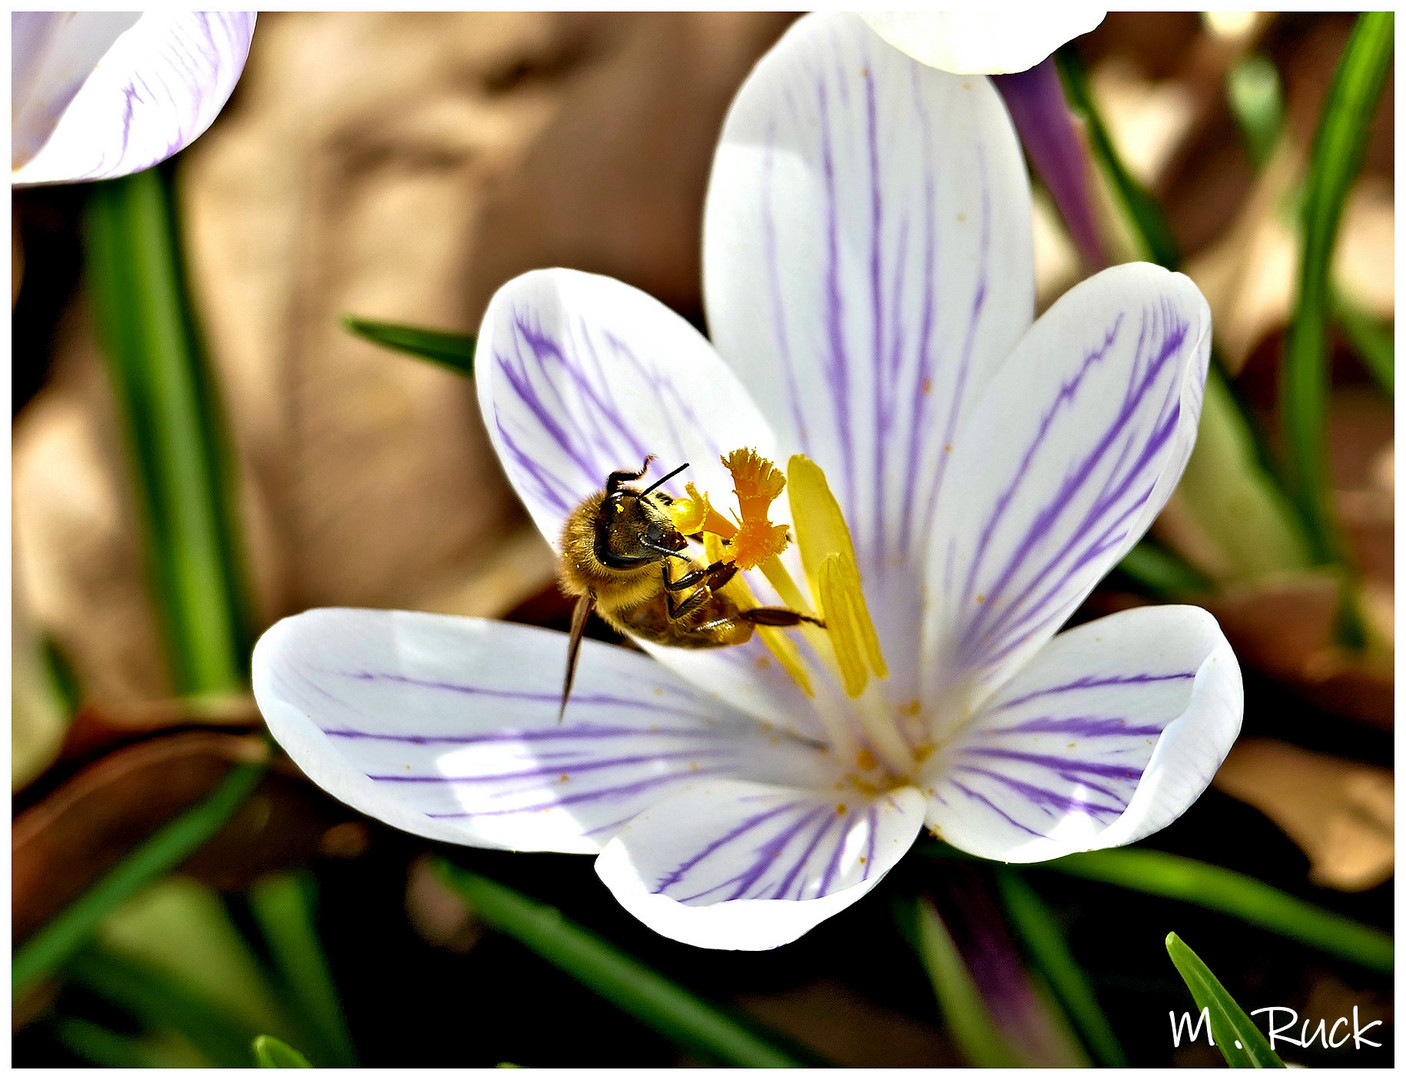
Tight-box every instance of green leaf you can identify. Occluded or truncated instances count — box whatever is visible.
[1165,933,1285,1067]
[85,166,252,695]
[1333,288,1394,396]
[1226,54,1285,169]
[434,861,808,1068]
[249,873,357,1067]
[253,1035,313,1068]
[342,316,477,377]
[896,894,1023,1067]
[12,763,265,995]
[1041,848,1392,974]
[993,870,1128,1067]
[1280,12,1394,565]
[66,944,264,1068]
[1171,365,1314,582]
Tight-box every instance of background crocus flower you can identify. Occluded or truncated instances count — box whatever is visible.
[11,11,255,186]
[253,13,1241,951]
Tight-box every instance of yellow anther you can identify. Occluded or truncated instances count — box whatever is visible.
[718,449,790,568]
[723,448,787,520]
[667,482,733,537]
[787,455,888,687]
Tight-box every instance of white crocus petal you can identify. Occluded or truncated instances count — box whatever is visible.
[252,609,836,855]
[703,12,1033,703]
[596,779,927,950]
[12,12,255,186]
[927,605,1241,862]
[859,10,1106,76]
[924,264,1211,711]
[475,268,816,732]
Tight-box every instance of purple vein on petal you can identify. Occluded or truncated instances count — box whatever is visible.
[655,800,804,892]
[323,723,790,747]
[990,671,1196,712]
[949,780,1048,838]
[897,63,941,558]
[959,304,1190,667]
[958,746,1146,781]
[955,765,1126,819]
[816,77,856,511]
[426,767,730,819]
[761,120,809,451]
[366,746,737,784]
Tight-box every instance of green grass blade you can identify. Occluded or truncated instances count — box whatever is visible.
[12,762,265,995]
[1333,288,1394,396]
[895,894,1023,1067]
[85,166,251,695]
[66,945,259,1067]
[342,316,477,377]
[249,873,357,1067]
[1041,849,1392,974]
[253,1035,313,1068]
[1166,933,1285,1067]
[1281,12,1394,564]
[1113,541,1211,598]
[434,861,807,1068]
[53,1017,197,1068]
[994,870,1128,1067]
[1227,54,1285,169]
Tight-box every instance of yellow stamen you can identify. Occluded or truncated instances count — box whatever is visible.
[702,532,813,698]
[787,455,889,691]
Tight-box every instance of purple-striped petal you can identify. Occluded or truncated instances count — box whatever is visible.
[595,778,927,949]
[923,264,1212,708]
[475,268,822,729]
[925,605,1241,862]
[253,609,837,855]
[12,12,255,186]
[702,12,1034,705]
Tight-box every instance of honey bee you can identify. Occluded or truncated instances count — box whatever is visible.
[556,455,820,718]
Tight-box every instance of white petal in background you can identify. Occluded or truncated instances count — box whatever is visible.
[12,11,255,186]
[926,605,1241,862]
[925,264,1212,707]
[859,9,1106,76]
[596,778,928,949]
[252,608,836,855]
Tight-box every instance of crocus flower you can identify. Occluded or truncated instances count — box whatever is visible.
[253,13,1241,951]
[12,12,255,186]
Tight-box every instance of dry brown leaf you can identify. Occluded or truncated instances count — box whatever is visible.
[12,731,366,943]
[13,13,793,715]
[1214,737,1393,891]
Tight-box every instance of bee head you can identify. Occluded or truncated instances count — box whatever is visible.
[595,490,687,568]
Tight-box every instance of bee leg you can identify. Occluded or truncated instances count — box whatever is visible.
[663,558,738,594]
[605,455,656,494]
[559,593,595,723]
[739,607,825,628]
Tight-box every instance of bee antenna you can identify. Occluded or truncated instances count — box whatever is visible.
[640,461,689,498]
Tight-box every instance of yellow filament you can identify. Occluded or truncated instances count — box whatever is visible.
[787,454,889,690]
[702,533,813,697]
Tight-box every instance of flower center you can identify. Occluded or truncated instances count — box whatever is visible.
[670,449,917,780]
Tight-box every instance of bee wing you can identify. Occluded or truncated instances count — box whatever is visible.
[559,592,596,723]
